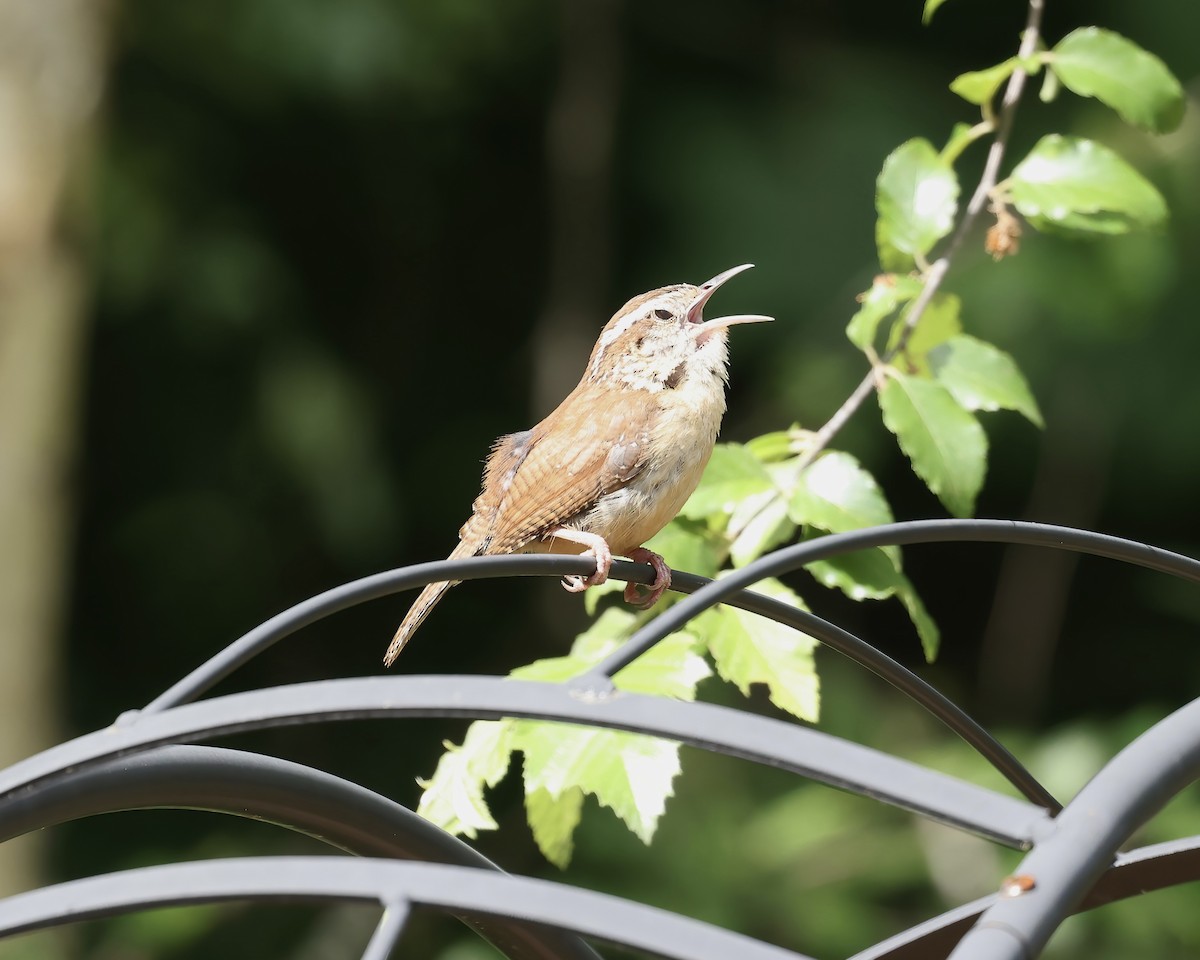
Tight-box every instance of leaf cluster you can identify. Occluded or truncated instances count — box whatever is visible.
[419,6,1184,867]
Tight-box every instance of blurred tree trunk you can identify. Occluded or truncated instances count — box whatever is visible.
[0,0,111,902]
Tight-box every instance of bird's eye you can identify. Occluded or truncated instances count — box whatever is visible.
[653,308,672,320]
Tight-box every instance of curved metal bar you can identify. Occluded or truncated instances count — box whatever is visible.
[672,572,1056,811]
[362,902,410,960]
[850,834,1200,960]
[946,696,1200,960]
[138,554,1055,810]
[0,857,815,960]
[142,554,612,715]
[0,744,601,960]
[148,519,1200,719]
[0,677,1048,848]
[584,519,1200,680]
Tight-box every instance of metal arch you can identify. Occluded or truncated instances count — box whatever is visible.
[671,573,1055,810]
[138,551,1054,809]
[584,519,1200,679]
[0,857,815,960]
[849,835,1200,960]
[3,747,1200,960]
[141,553,605,715]
[0,677,1048,848]
[0,744,601,960]
[947,695,1200,959]
[138,520,1200,811]
[2,520,1197,959]
[360,901,410,960]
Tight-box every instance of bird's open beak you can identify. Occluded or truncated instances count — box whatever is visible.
[686,263,773,333]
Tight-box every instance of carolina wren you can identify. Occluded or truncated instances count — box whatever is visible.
[384,263,771,666]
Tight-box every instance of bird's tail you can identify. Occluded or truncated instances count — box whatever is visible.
[383,539,478,667]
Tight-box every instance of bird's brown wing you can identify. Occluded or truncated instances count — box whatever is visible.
[463,384,653,555]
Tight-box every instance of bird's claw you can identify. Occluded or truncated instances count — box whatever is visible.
[624,547,671,608]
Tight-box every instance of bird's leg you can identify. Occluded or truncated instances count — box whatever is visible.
[545,528,613,592]
[625,547,672,608]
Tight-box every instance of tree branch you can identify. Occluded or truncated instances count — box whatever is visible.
[795,0,1045,473]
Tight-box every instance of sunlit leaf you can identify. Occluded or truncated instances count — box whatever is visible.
[929,335,1044,427]
[744,427,803,463]
[846,274,925,352]
[876,138,960,267]
[878,373,987,517]
[950,58,1019,105]
[922,0,954,25]
[700,578,820,722]
[941,121,983,165]
[645,518,725,579]
[1051,27,1184,133]
[790,451,895,535]
[514,621,709,700]
[508,629,708,859]
[516,723,682,846]
[1009,135,1167,235]
[417,720,515,837]
[791,449,901,586]
[680,443,775,519]
[729,494,795,568]
[889,292,962,377]
[525,786,584,869]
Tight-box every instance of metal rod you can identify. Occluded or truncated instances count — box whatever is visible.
[0,858,814,960]
[0,677,1048,848]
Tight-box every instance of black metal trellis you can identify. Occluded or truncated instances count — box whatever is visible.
[1,520,1198,960]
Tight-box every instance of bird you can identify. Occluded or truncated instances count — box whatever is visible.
[384,263,771,666]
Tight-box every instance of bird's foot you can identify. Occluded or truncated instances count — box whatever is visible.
[546,528,613,592]
[624,547,671,608]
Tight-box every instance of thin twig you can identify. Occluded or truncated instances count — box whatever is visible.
[795,0,1045,473]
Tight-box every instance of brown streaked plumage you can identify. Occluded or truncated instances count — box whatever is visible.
[384,264,771,666]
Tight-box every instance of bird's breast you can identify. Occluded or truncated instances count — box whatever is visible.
[582,367,728,555]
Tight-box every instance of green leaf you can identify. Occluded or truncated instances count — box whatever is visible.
[790,451,895,534]
[950,58,1019,105]
[929,335,1044,427]
[878,373,987,517]
[509,629,707,859]
[416,720,515,838]
[680,443,775,520]
[1051,27,1185,133]
[514,620,709,699]
[744,427,803,463]
[806,549,903,601]
[516,723,682,846]
[889,292,962,377]
[729,494,795,568]
[525,786,584,869]
[875,139,960,267]
[804,546,941,661]
[897,576,941,662]
[790,450,900,586]
[922,0,953,25]
[941,122,983,166]
[846,274,924,352]
[1009,134,1168,235]
[700,578,820,722]
[1039,62,1061,103]
[645,518,724,579]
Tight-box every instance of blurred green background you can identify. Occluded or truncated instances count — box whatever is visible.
[2,0,1199,957]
